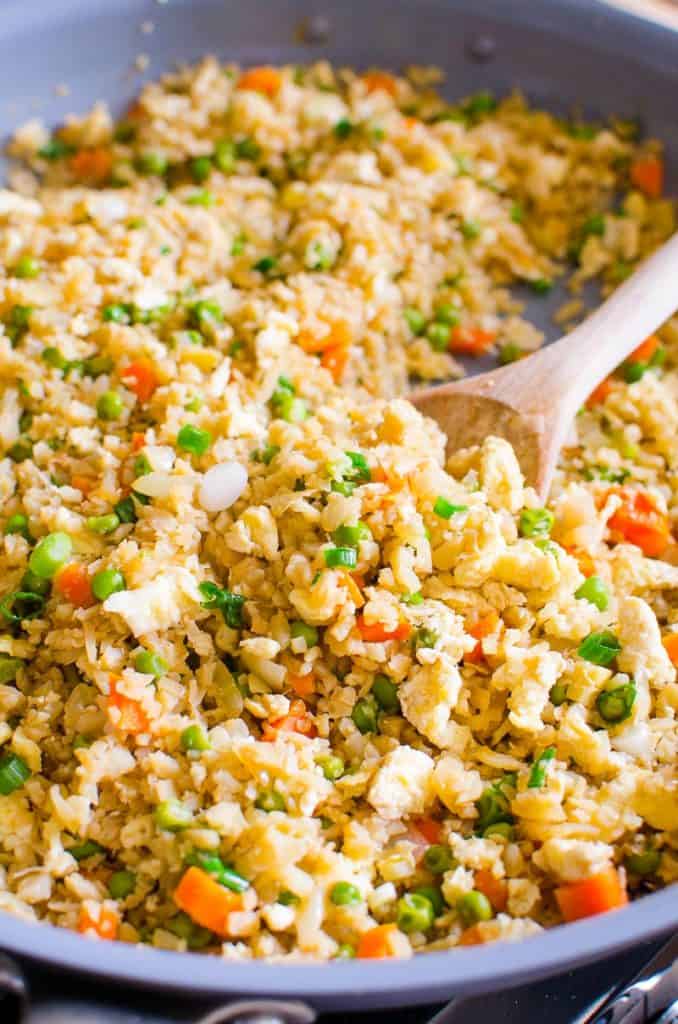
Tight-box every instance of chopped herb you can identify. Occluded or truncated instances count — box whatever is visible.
[198,581,245,628]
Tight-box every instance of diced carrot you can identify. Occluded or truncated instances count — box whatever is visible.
[174,866,244,937]
[69,147,113,184]
[586,376,615,408]
[108,676,149,735]
[474,869,508,912]
[568,548,596,578]
[465,611,499,663]
[458,923,487,946]
[125,101,144,121]
[370,467,388,484]
[131,431,146,452]
[662,633,678,666]
[356,614,412,643]
[362,71,398,97]
[411,815,442,845]
[342,571,365,608]
[261,698,317,741]
[121,359,159,403]
[288,672,316,698]
[555,867,628,923]
[237,66,281,97]
[606,488,671,557]
[630,155,664,199]
[297,319,352,354]
[629,334,660,364]
[55,563,95,608]
[78,905,119,940]
[71,474,95,494]
[321,344,349,383]
[402,116,419,130]
[357,923,400,958]
[449,326,496,356]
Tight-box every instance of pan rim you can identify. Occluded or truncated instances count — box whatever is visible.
[1,888,676,1006]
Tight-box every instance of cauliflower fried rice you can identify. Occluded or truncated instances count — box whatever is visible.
[0,59,676,961]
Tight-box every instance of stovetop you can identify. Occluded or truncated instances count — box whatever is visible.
[2,934,676,1023]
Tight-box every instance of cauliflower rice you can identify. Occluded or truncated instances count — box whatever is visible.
[0,59,676,961]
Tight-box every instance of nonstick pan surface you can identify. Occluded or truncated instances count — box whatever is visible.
[0,0,676,1013]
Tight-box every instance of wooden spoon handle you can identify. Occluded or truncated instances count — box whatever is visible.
[527,229,678,418]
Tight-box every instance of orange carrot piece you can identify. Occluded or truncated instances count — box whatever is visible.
[174,866,244,936]
[465,611,499,663]
[357,923,400,958]
[449,326,496,356]
[606,488,671,557]
[55,563,95,608]
[298,320,352,355]
[131,431,146,451]
[261,698,317,741]
[662,633,678,666]
[629,334,660,364]
[474,869,508,912]
[458,923,487,946]
[237,67,281,97]
[69,147,113,184]
[121,360,159,403]
[78,905,119,940]
[362,71,397,97]
[630,155,664,199]
[356,614,412,643]
[342,571,365,608]
[108,677,149,735]
[71,474,95,494]
[288,673,316,698]
[321,344,349,382]
[411,815,442,846]
[586,376,615,408]
[555,867,628,923]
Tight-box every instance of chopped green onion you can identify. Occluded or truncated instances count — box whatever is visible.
[234,137,261,161]
[331,522,371,547]
[108,870,137,899]
[334,118,354,139]
[154,799,193,831]
[397,892,435,933]
[177,424,212,456]
[114,496,137,524]
[324,547,357,569]
[596,681,636,723]
[39,136,75,160]
[578,630,621,667]
[530,277,553,294]
[475,776,515,832]
[423,844,455,874]
[67,839,106,861]
[188,299,223,333]
[414,627,438,650]
[401,591,423,606]
[0,656,25,684]
[83,354,114,378]
[186,189,214,207]
[528,746,556,788]
[351,695,378,734]
[550,682,569,706]
[8,438,33,463]
[277,890,300,906]
[329,881,362,906]
[103,303,133,324]
[434,497,468,519]
[135,152,169,176]
[316,754,344,780]
[253,255,277,274]
[0,753,31,795]
[483,822,515,841]
[91,568,126,602]
[255,788,286,812]
[371,674,400,713]
[456,890,493,926]
[185,849,249,892]
[87,513,120,535]
[574,575,609,611]
[214,139,236,173]
[0,591,46,623]
[29,532,72,579]
[404,307,426,336]
[198,581,245,628]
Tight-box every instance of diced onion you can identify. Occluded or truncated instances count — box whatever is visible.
[132,471,174,498]
[198,461,247,513]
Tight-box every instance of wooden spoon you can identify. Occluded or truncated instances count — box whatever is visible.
[411,232,678,498]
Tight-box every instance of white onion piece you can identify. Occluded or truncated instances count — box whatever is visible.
[132,470,174,498]
[199,461,248,513]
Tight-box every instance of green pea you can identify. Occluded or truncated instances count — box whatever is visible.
[456,890,493,926]
[5,513,31,540]
[413,886,444,916]
[334,943,356,959]
[434,303,461,326]
[625,847,661,876]
[396,892,435,933]
[92,568,126,602]
[108,870,137,899]
[334,118,354,139]
[154,799,193,831]
[13,255,41,279]
[8,438,33,463]
[42,346,68,370]
[423,844,455,874]
[235,137,261,161]
[426,322,451,352]
[277,890,300,906]
[214,140,236,173]
[180,724,211,752]
[87,513,120,535]
[371,674,400,713]
[177,424,212,456]
[97,390,124,420]
[530,277,553,294]
[316,754,344,781]
[83,355,115,378]
[102,303,132,324]
[460,218,481,240]
[272,392,308,423]
[550,682,569,706]
[134,649,168,677]
[519,508,554,537]
[483,822,515,841]
[189,156,212,183]
[0,655,25,684]
[28,532,72,579]
[255,788,286,813]
[290,621,319,648]
[404,307,426,336]
[135,152,169,176]
[21,569,51,596]
[329,881,362,906]
[351,696,378,734]
[574,575,609,611]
